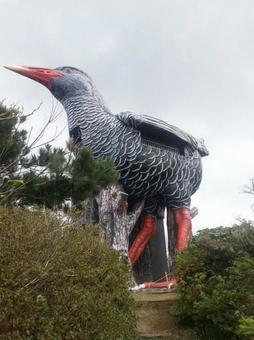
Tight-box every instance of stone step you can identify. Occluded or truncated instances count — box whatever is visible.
[132,289,191,339]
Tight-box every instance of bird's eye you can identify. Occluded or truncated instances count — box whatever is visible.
[65,68,71,74]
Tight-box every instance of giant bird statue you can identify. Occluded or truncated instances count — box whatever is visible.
[5,65,208,271]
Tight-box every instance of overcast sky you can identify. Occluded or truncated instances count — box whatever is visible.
[1,0,254,231]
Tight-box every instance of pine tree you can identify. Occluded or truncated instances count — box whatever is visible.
[0,101,27,176]
[0,101,119,208]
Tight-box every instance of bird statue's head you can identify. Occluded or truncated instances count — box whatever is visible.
[4,65,97,102]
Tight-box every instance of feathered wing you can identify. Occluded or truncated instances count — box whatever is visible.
[116,111,209,156]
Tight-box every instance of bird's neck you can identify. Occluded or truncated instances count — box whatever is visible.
[61,95,121,159]
[62,95,114,130]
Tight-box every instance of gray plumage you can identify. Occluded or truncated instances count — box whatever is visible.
[52,67,208,214]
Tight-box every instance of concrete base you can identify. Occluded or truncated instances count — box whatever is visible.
[132,289,191,339]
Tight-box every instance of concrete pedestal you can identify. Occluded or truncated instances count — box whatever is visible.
[133,290,191,339]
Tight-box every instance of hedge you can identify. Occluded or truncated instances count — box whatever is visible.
[174,221,254,340]
[0,207,137,339]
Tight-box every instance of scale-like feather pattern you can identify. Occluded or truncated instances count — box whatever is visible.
[63,93,207,214]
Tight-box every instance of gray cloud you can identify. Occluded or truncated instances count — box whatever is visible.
[1,0,254,230]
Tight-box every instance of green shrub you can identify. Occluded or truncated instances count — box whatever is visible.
[174,221,254,340]
[0,207,137,339]
[238,316,254,337]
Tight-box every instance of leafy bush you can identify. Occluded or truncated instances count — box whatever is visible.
[174,220,254,340]
[0,207,137,339]
[238,316,254,337]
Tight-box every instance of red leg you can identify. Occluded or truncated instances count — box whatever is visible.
[128,215,156,265]
[134,208,193,291]
[173,207,192,252]
[144,208,191,290]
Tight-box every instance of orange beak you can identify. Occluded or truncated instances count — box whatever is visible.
[4,65,62,88]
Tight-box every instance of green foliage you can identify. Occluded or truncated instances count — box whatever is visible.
[17,146,119,208]
[238,316,254,336]
[175,221,254,340]
[0,102,27,174]
[0,207,137,339]
[71,148,119,203]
